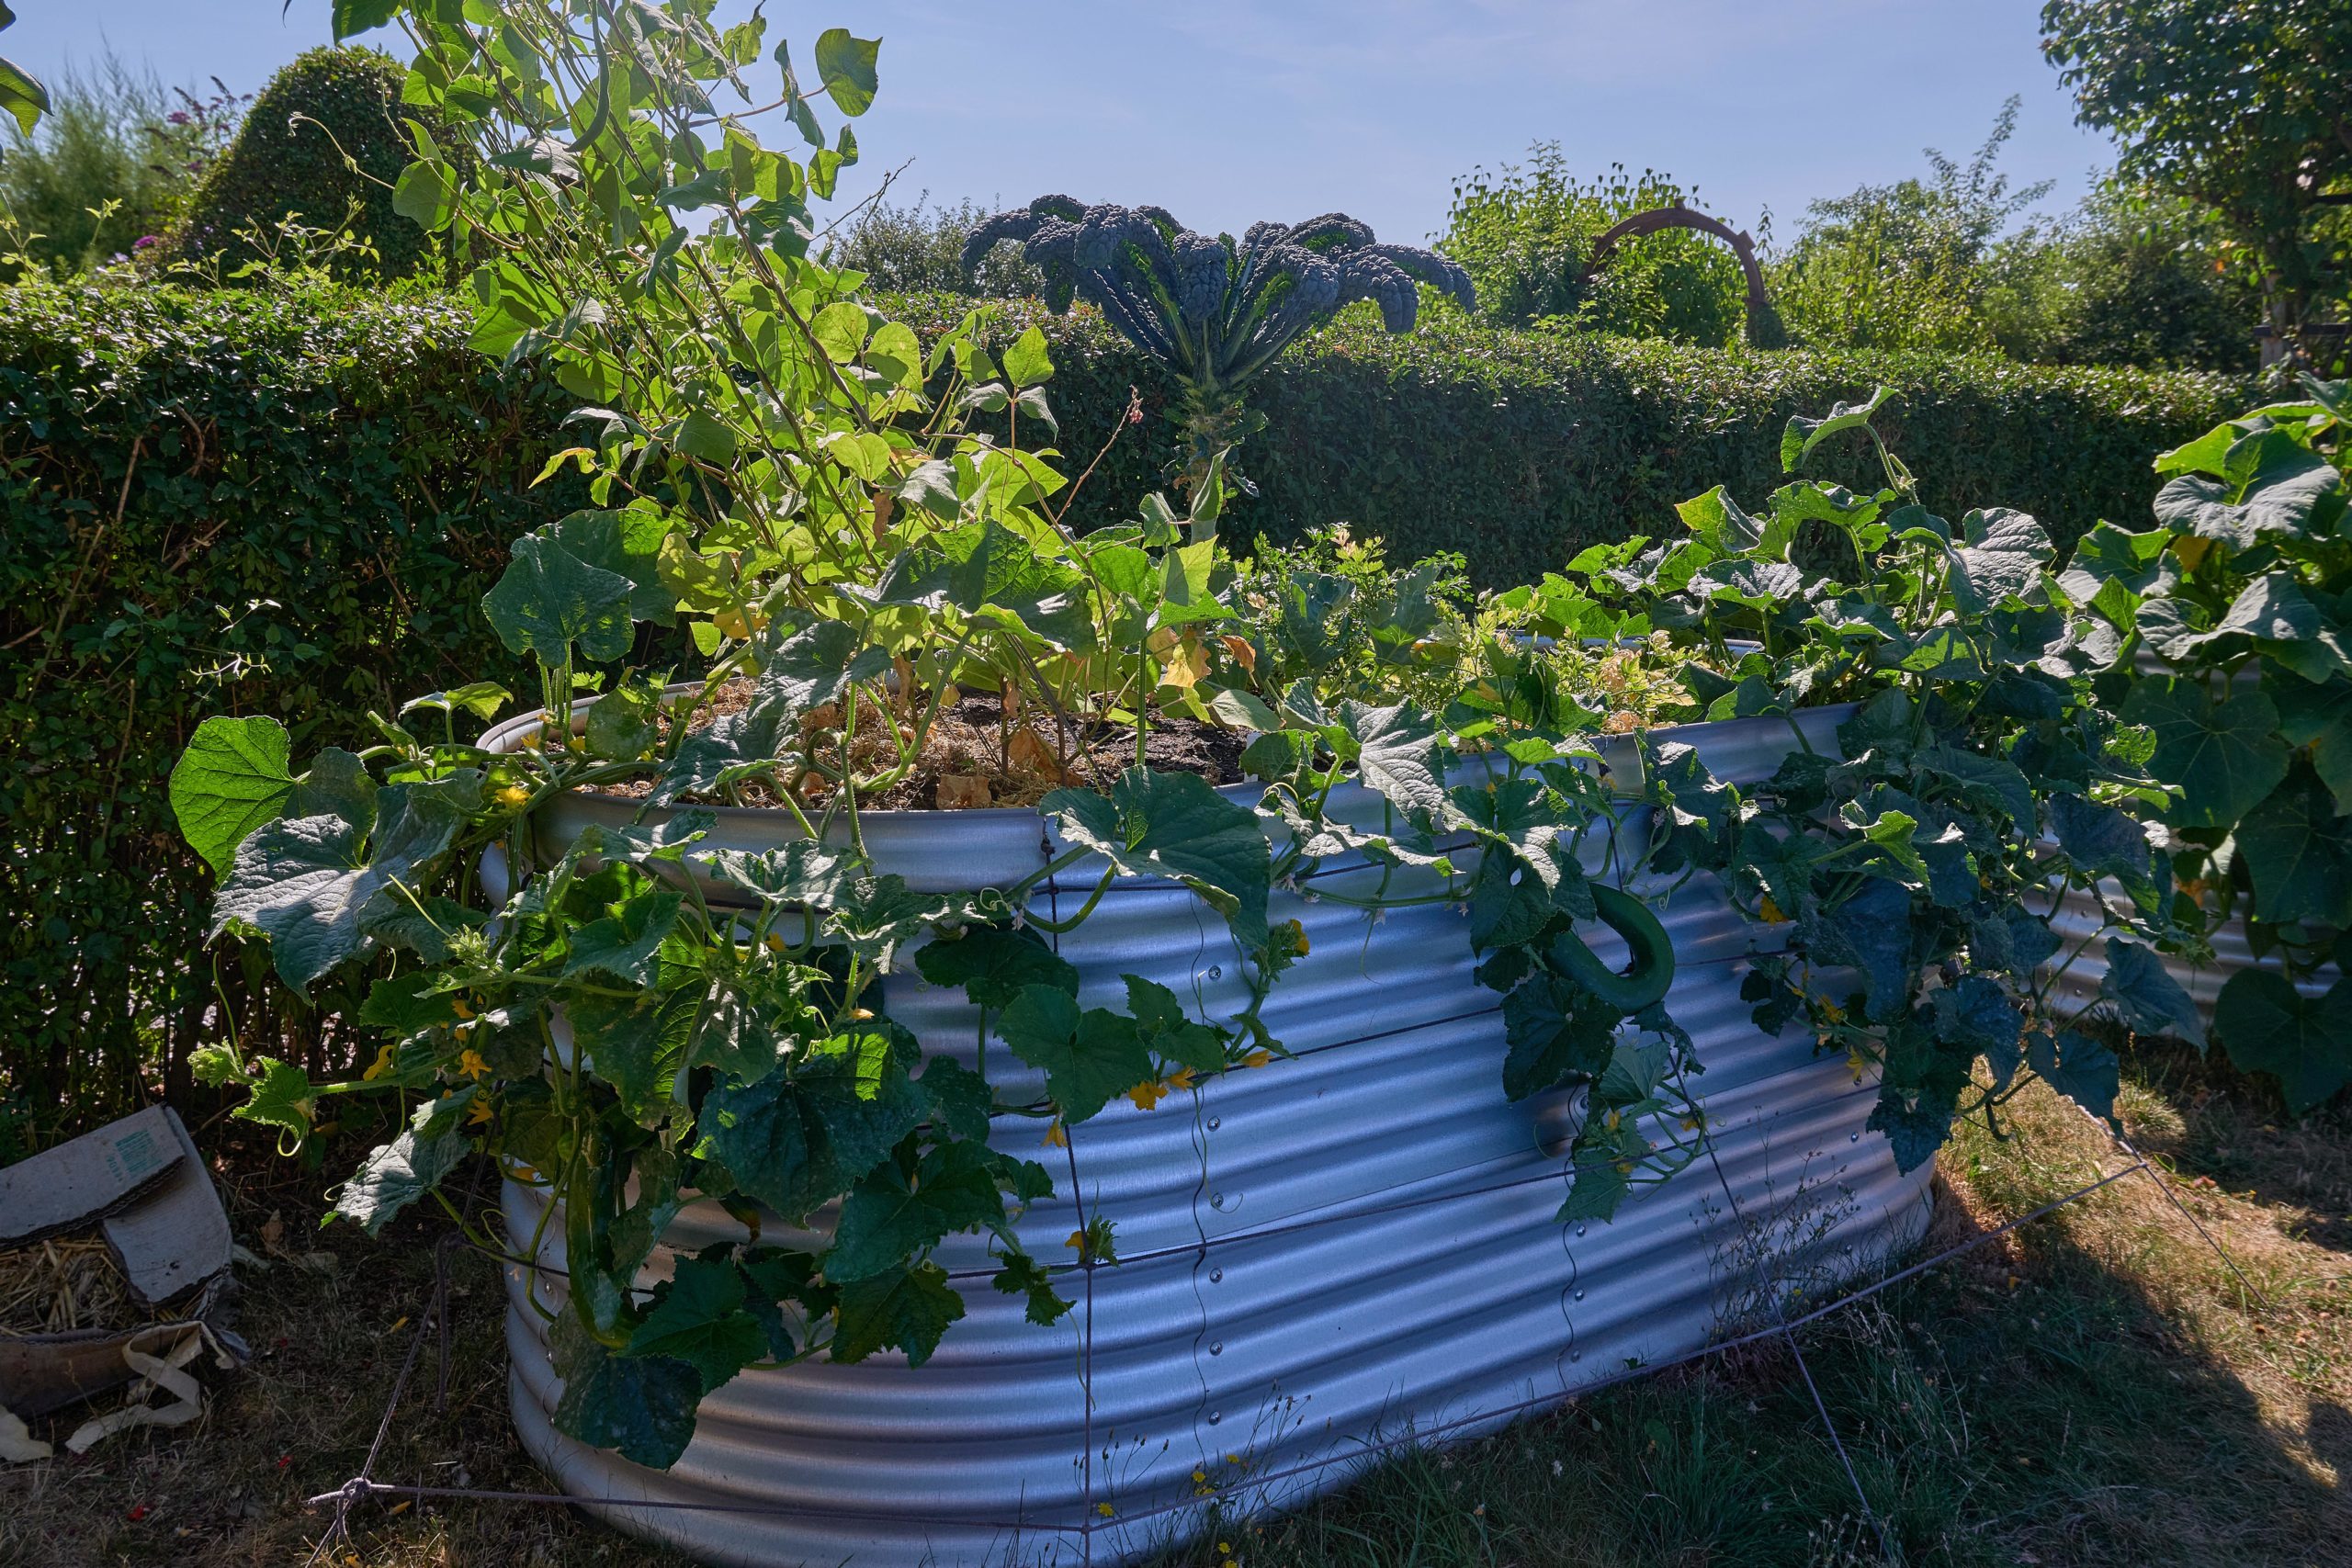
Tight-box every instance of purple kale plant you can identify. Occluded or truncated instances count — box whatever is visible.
[966,198,1474,493]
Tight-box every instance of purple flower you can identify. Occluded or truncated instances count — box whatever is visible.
[166,110,189,125]
[133,235,158,250]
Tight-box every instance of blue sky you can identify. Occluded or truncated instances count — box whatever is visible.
[9,1,2118,246]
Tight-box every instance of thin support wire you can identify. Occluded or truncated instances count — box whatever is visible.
[2075,1100,2273,1313]
[306,1231,462,1567]
[1067,1134,1098,1568]
[303,1160,2142,1549]
[1698,1129,1901,1564]
[1043,826,1100,1568]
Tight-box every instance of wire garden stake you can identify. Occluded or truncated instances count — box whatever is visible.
[304,1232,464,1568]
[2086,1104,2273,1314]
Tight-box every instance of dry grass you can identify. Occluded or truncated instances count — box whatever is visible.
[1,1042,2345,1568]
[0,1123,692,1568]
[0,1240,151,1337]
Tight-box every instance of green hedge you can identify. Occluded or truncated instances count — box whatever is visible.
[0,280,2256,1138]
[0,278,582,1140]
[888,294,2257,586]
[156,48,440,282]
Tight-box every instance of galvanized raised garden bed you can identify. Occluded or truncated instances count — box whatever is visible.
[486,706,1933,1568]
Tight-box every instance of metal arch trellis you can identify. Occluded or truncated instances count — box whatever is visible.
[296,1088,2248,1568]
[1581,202,1784,350]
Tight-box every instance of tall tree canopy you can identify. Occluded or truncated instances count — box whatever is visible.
[2042,0,2352,342]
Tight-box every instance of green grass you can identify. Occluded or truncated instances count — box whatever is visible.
[1146,1047,2351,1568]
[2,1043,2343,1568]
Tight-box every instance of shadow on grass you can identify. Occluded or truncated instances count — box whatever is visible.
[1140,1074,2350,1568]
[1,1065,2345,1568]
[2111,1030,2352,1259]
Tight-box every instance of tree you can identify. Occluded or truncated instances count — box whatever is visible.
[2042,0,2352,349]
[828,192,1044,298]
[1983,179,2260,372]
[1770,98,2054,355]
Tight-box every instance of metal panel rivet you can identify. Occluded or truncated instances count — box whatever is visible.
[1570,1349,1582,1362]
[1209,1341,1223,1356]
[1206,1117,1221,1131]
[1209,1269,1223,1283]
[1575,1224,1587,1237]
[1207,1411,1222,1425]
[1850,1131,1861,1143]
[1573,1288,1585,1301]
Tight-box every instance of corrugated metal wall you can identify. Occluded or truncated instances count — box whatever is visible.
[2043,885,2334,1025]
[493,707,1934,1568]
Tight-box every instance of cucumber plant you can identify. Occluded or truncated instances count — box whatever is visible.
[2061,377,2352,1111]
[1566,388,2207,1168]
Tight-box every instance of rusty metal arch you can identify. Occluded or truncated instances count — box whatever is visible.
[1584,202,1781,347]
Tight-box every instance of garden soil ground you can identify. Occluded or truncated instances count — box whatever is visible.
[1,1038,2345,1568]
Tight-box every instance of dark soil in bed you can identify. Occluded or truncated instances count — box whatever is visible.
[589,680,1248,811]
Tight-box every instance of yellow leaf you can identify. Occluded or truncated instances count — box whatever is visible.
[531,447,595,488]
[1160,633,1210,693]
[935,773,993,809]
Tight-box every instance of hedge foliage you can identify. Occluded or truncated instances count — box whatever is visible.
[155,48,436,281]
[887,293,2258,586]
[0,279,2255,1134]
[0,276,582,1136]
